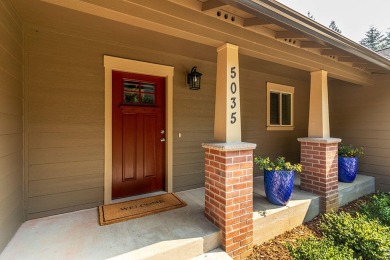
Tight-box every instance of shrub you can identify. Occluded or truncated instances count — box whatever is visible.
[254,156,302,172]
[320,212,390,260]
[338,144,364,157]
[359,192,390,226]
[287,238,355,260]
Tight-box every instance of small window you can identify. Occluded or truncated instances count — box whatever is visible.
[123,80,156,105]
[267,82,294,131]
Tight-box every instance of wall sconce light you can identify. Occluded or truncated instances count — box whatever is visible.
[187,66,202,90]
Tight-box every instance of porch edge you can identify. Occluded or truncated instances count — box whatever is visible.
[297,137,341,144]
[202,142,257,151]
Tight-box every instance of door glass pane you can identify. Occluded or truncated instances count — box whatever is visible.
[124,81,138,92]
[270,92,280,125]
[123,80,156,105]
[123,80,139,104]
[124,92,139,103]
[141,94,155,104]
[282,93,291,125]
[141,83,155,93]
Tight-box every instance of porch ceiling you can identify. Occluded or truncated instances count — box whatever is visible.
[12,0,390,86]
[198,0,390,73]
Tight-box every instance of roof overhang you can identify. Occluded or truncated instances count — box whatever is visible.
[226,0,390,72]
[11,0,390,86]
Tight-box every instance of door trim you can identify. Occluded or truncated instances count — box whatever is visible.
[104,55,174,205]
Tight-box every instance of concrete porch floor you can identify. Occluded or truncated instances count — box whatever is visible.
[0,174,375,260]
[0,189,222,260]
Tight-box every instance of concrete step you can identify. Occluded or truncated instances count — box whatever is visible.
[339,174,375,207]
[191,248,232,260]
[252,176,320,245]
[108,237,207,260]
[251,174,375,246]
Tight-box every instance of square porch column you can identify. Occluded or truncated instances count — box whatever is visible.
[202,142,256,259]
[300,70,341,212]
[298,138,341,212]
[204,43,256,259]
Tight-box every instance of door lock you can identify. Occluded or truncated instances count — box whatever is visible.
[161,130,165,134]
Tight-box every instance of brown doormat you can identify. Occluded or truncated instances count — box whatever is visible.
[98,193,186,225]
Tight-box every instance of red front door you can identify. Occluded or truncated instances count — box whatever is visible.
[112,70,165,199]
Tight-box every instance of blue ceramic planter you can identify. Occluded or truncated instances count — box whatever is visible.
[264,170,294,206]
[338,156,358,183]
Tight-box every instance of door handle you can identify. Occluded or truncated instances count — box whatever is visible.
[160,138,166,142]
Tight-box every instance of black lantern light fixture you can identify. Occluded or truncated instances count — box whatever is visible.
[187,66,202,90]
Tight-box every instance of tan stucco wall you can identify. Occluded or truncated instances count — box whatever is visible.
[23,12,310,218]
[329,74,390,192]
[0,0,24,252]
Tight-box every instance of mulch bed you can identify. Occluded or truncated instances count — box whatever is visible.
[246,194,372,260]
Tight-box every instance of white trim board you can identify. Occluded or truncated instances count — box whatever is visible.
[104,55,174,204]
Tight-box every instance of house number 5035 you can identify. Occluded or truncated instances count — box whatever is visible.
[230,66,237,124]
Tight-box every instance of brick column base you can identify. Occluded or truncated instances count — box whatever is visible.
[298,138,341,213]
[202,142,256,260]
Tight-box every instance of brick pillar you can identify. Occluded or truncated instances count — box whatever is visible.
[202,143,256,260]
[298,138,341,213]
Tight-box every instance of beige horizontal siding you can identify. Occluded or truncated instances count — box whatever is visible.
[172,64,309,180]
[0,186,23,250]
[0,3,22,44]
[174,173,205,192]
[29,121,104,134]
[240,67,309,169]
[0,68,22,97]
[0,167,22,202]
[0,114,22,134]
[172,62,214,189]
[27,202,101,220]
[172,152,204,166]
[0,46,22,79]
[25,23,216,217]
[0,0,23,252]
[29,174,103,197]
[329,74,390,192]
[24,9,311,219]
[29,160,103,181]
[29,102,103,125]
[25,26,101,218]
[28,188,103,214]
[0,133,23,157]
[0,89,22,116]
[173,162,205,177]
[340,137,390,150]
[29,132,103,149]
[0,151,22,178]
[29,146,104,165]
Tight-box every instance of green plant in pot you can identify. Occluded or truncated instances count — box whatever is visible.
[254,156,302,206]
[338,144,364,183]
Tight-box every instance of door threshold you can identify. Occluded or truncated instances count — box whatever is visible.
[112,191,167,204]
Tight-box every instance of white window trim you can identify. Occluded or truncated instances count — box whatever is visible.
[266,82,295,131]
